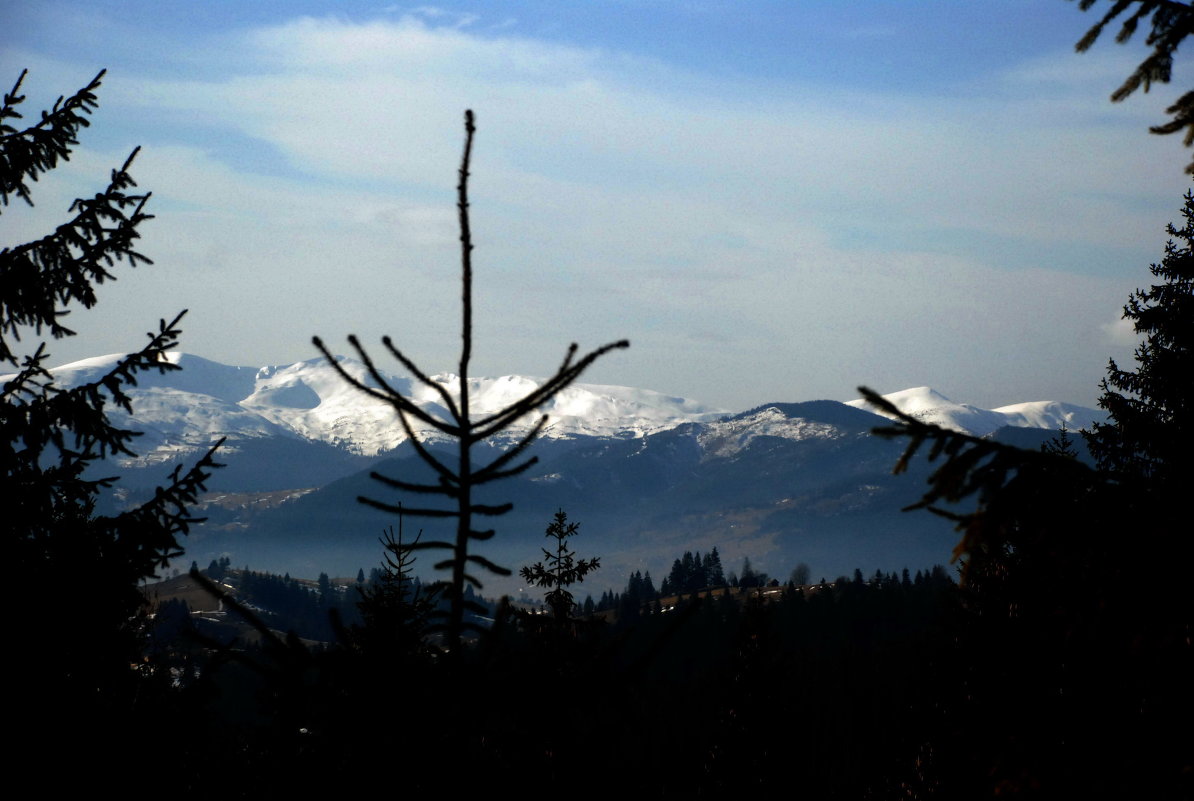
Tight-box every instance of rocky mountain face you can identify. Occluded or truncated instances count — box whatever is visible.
[19,353,1103,595]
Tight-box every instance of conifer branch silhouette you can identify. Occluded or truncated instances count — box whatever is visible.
[1071,0,1194,173]
[4,71,227,770]
[314,111,628,650]
[857,385,1094,577]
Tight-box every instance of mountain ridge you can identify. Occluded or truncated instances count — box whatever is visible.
[12,352,1107,592]
[17,351,730,460]
[18,353,1106,464]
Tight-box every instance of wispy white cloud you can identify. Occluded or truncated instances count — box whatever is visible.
[409,6,479,28]
[1101,315,1139,347]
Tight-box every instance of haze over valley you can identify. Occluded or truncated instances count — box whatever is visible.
[24,351,1103,594]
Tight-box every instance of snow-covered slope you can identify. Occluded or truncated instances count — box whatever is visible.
[16,352,726,460]
[239,359,727,454]
[8,353,1104,467]
[990,400,1105,432]
[846,387,1104,437]
[694,402,877,461]
[698,408,840,460]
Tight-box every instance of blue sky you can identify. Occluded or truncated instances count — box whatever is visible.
[3,1,1190,410]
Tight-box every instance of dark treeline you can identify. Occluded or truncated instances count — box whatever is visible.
[128,559,961,798]
[661,547,726,595]
[588,545,943,621]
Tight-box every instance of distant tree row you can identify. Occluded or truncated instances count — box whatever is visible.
[588,546,948,623]
[659,548,726,595]
[202,555,232,581]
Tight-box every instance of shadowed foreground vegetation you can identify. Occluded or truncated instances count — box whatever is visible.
[132,566,963,798]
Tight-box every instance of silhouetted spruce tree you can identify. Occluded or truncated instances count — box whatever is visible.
[641,570,656,599]
[739,557,759,589]
[2,68,222,779]
[704,547,726,587]
[665,558,683,595]
[315,111,627,650]
[1042,420,1079,458]
[856,189,1194,794]
[1086,188,1194,488]
[683,550,699,591]
[355,511,439,658]
[520,508,599,622]
[1072,0,1194,173]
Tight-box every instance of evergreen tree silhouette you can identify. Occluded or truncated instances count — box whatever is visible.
[1042,420,1079,458]
[1086,188,1194,487]
[315,111,627,650]
[520,508,600,622]
[704,547,726,587]
[2,68,222,781]
[354,507,439,658]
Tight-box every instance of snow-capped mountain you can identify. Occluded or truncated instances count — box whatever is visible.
[846,386,1104,438]
[17,352,727,463]
[10,355,1107,470]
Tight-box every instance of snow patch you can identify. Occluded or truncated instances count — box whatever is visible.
[697,406,843,460]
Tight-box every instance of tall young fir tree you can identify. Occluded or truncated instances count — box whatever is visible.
[2,69,221,775]
[520,508,600,621]
[354,507,440,658]
[315,111,627,650]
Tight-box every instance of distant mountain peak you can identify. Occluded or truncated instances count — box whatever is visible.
[846,386,1104,437]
